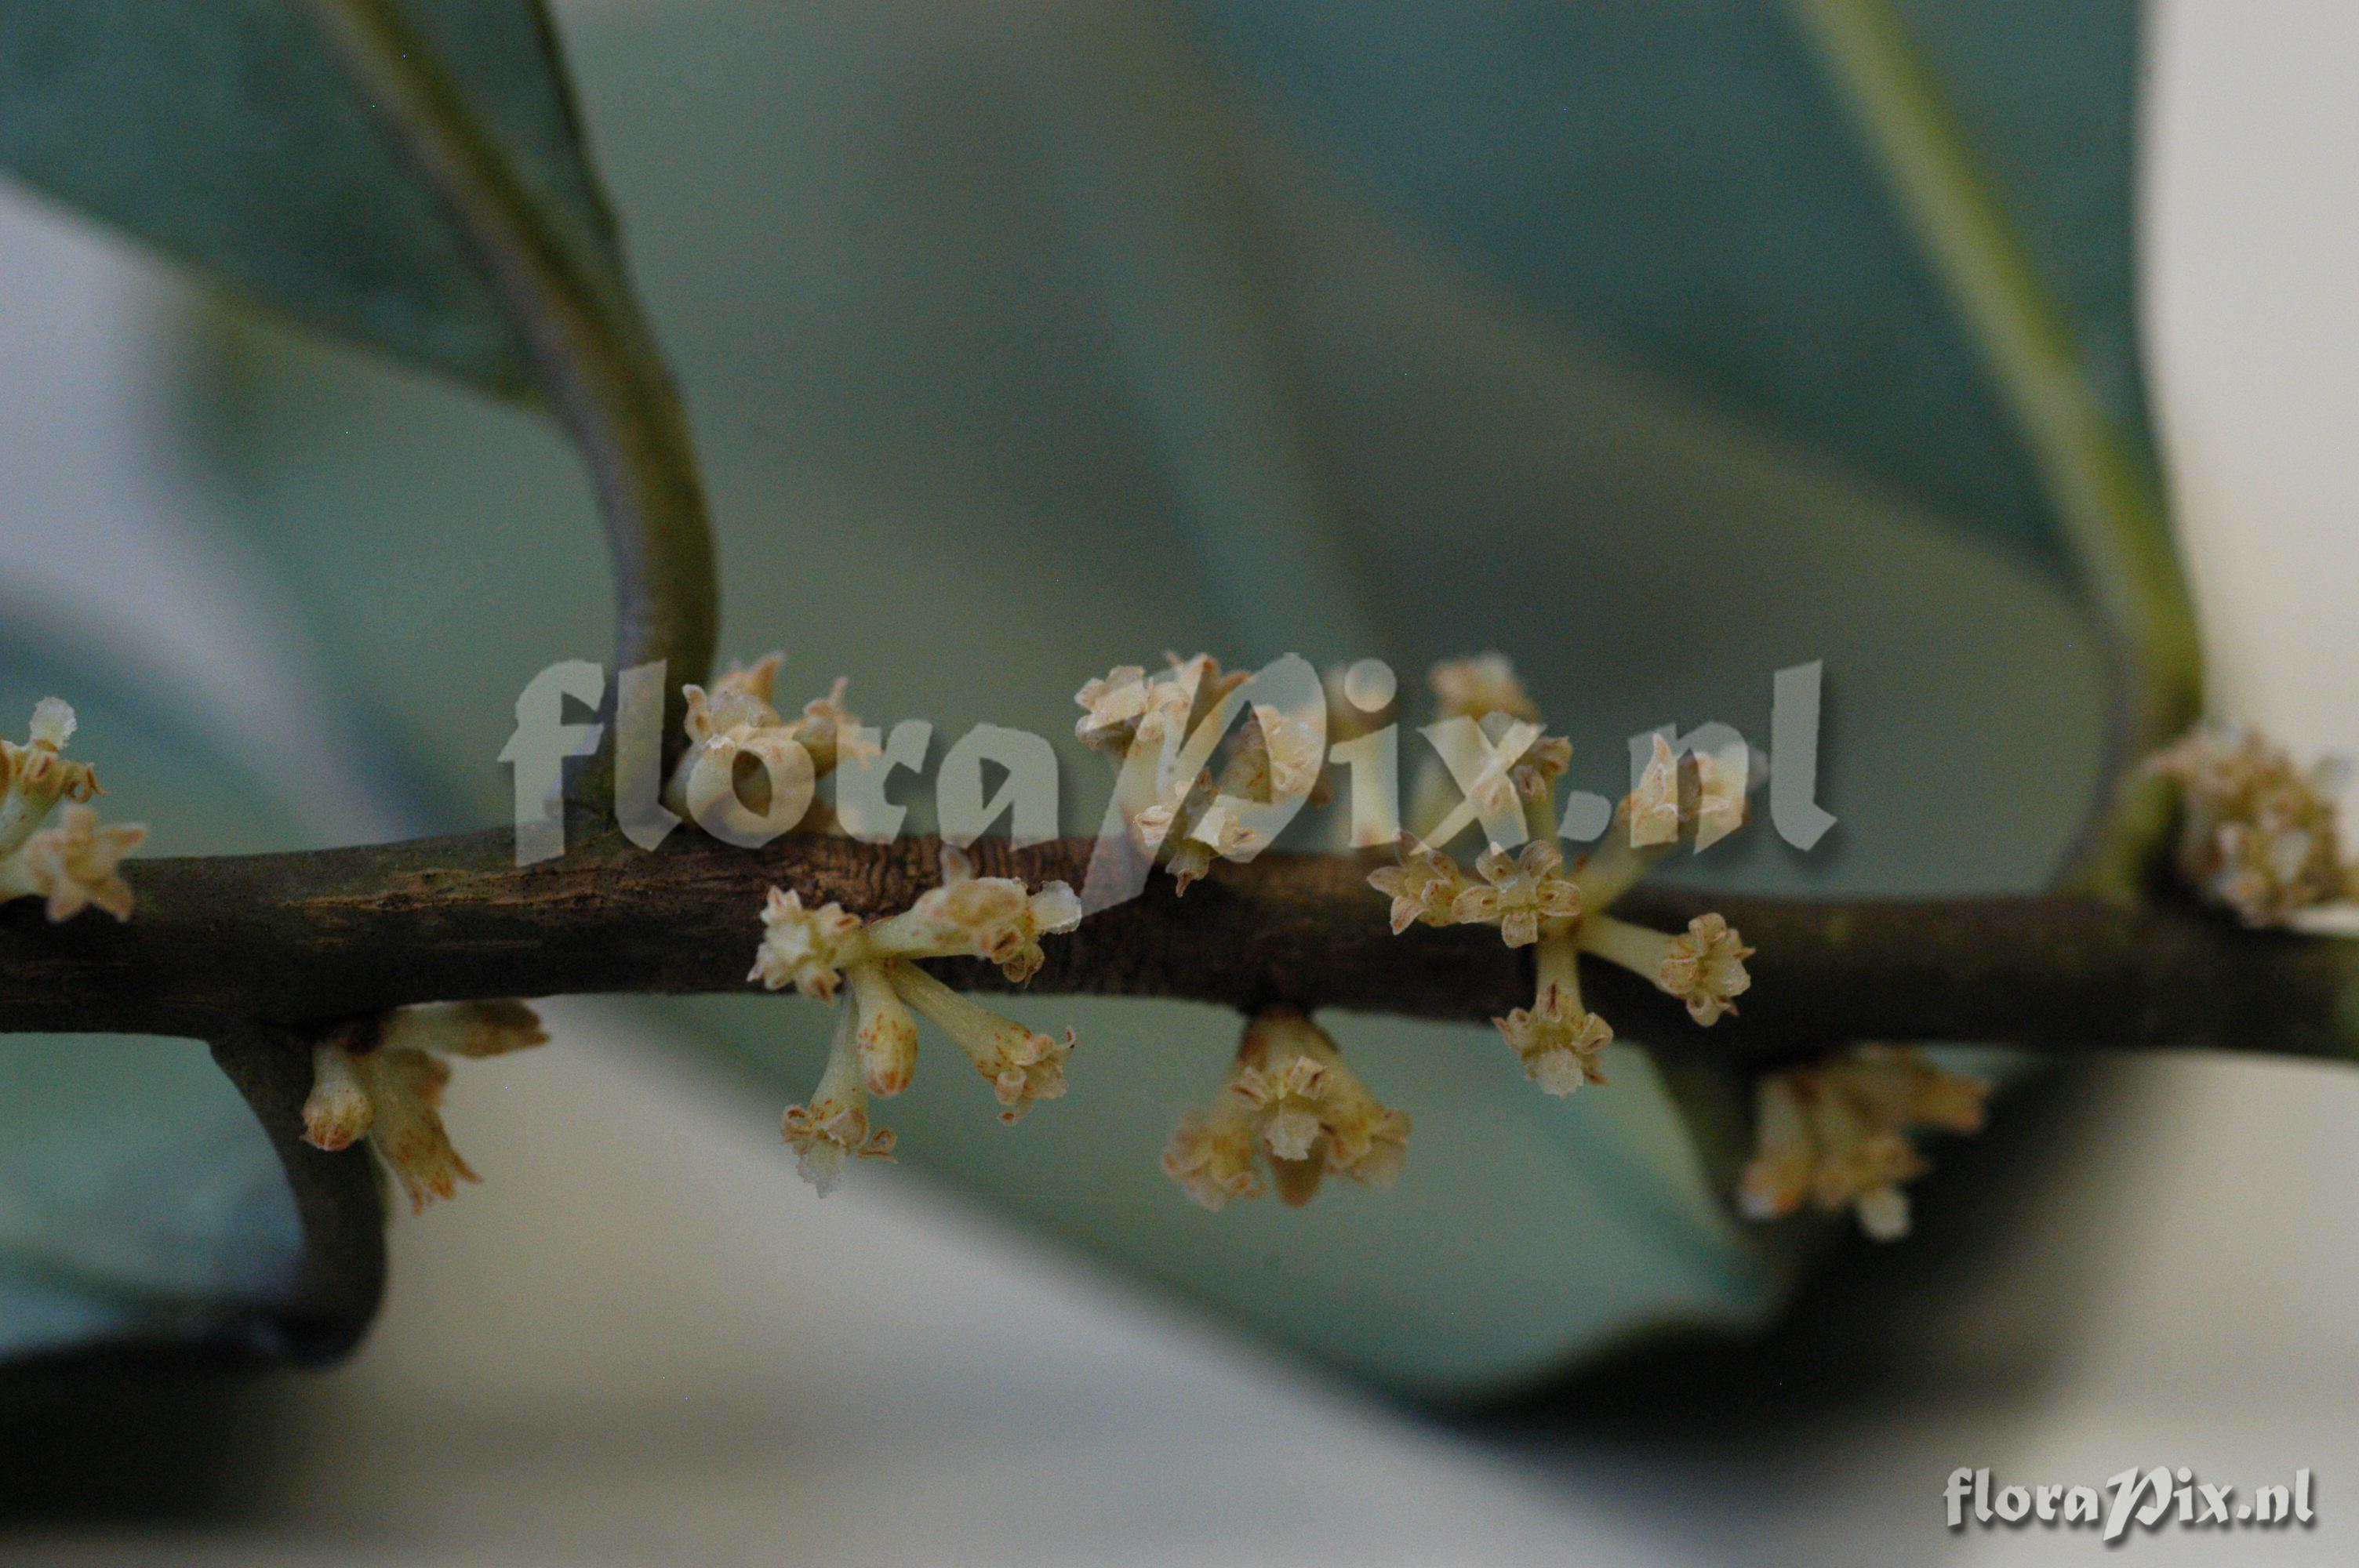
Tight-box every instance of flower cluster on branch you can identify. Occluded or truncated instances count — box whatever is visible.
[2149,722,2357,927]
[0,700,144,924]
[1736,1045,1989,1240]
[300,1000,549,1211]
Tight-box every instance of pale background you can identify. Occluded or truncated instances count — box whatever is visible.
[4,0,2357,1562]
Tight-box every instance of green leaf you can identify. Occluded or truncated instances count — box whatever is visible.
[0,0,619,396]
[0,629,317,1367]
[184,0,2135,1396]
[1175,0,2153,569]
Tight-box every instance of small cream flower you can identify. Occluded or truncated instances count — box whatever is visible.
[751,855,1085,1163]
[1493,980,1612,1094]
[1366,834,1467,934]
[684,653,787,745]
[671,655,870,823]
[793,675,880,773]
[866,846,1082,982]
[300,1001,548,1213]
[1161,1103,1264,1211]
[1737,1046,1988,1242]
[1623,733,1748,851]
[0,804,145,923]
[0,702,143,926]
[888,961,1074,1123]
[2150,722,2352,926]
[782,1002,896,1192]
[749,887,864,1002]
[1449,840,1582,948]
[1659,913,1754,1025]
[0,699,108,885]
[1164,1009,1409,1209]
[1429,652,1539,721]
[1692,746,1747,851]
[1629,733,1683,848]
[1512,732,1573,804]
[1074,664,1153,754]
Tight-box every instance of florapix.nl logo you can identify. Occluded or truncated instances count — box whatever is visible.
[497,652,1841,909]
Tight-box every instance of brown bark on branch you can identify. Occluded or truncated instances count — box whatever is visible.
[3,827,2354,1068]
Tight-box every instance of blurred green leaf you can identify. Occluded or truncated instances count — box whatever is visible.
[0,0,618,396]
[0,630,313,1367]
[1176,0,2152,569]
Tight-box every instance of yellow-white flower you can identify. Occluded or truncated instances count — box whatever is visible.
[1736,1046,1989,1242]
[668,655,873,824]
[781,1001,896,1194]
[753,850,1085,1186]
[888,961,1073,1123]
[1493,979,1612,1095]
[1074,664,1153,755]
[2150,722,2353,926]
[1579,911,1754,1025]
[864,846,1082,982]
[1162,1008,1409,1210]
[1160,1102,1264,1211]
[749,887,865,1002]
[1428,652,1539,721]
[0,702,145,925]
[0,804,145,924]
[1448,840,1582,948]
[300,1001,548,1213]
[1366,833,1468,935]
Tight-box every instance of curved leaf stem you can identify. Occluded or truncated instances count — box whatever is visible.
[206,1022,387,1363]
[303,0,717,760]
[1785,0,2204,891]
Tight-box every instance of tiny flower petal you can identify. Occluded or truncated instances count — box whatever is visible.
[1166,1008,1409,1210]
[1493,980,1612,1094]
[1161,1104,1263,1211]
[782,1003,896,1193]
[1659,913,1753,1025]
[1429,653,1539,721]
[301,1040,375,1152]
[5,805,144,923]
[1368,834,1467,934]
[1451,840,1580,949]
[751,887,864,1001]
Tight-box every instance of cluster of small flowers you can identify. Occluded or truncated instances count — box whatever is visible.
[1161,1007,1409,1210]
[1369,657,1754,1101]
[752,844,1084,1192]
[1736,1045,1990,1241]
[2148,722,2356,927]
[665,653,879,831]
[1076,652,1319,895]
[0,700,146,925]
[301,1000,549,1212]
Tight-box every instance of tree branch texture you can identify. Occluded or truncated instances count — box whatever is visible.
[5,828,2354,1068]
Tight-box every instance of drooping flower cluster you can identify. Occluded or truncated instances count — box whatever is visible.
[1370,656,1755,1098]
[2149,722,2355,926]
[1161,1007,1410,1210]
[752,846,1085,1192]
[301,1000,549,1212]
[0,700,145,924]
[1736,1045,1990,1241]
[666,653,879,834]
